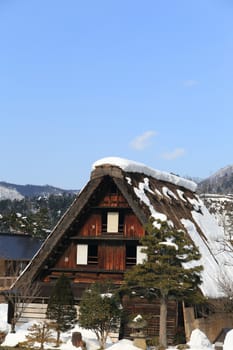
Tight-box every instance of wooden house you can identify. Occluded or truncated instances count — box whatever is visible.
[0,233,42,291]
[9,157,233,344]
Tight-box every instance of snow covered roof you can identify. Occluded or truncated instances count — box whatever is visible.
[93,157,233,298]
[92,157,197,192]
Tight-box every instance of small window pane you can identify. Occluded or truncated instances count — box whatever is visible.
[107,212,119,233]
[77,244,88,265]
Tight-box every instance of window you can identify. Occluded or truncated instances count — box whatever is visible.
[102,211,124,233]
[126,245,136,266]
[77,244,98,266]
[88,244,98,265]
[76,244,88,265]
[107,212,119,233]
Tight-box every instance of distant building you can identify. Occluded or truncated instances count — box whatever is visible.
[0,233,43,290]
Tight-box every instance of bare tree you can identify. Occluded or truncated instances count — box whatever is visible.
[24,322,56,350]
[218,273,233,296]
[2,280,41,333]
[213,274,233,313]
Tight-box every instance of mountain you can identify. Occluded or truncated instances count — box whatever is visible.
[197,165,233,194]
[0,181,79,238]
[0,192,77,238]
[0,185,24,201]
[0,181,78,200]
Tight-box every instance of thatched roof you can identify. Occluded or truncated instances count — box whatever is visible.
[13,157,233,298]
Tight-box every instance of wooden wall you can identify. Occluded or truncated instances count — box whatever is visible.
[122,296,178,345]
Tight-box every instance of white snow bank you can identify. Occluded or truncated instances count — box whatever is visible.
[92,157,197,191]
[0,304,9,333]
[223,329,233,350]
[1,319,142,350]
[106,338,141,349]
[2,320,37,347]
[188,329,214,349]
[0,302,219,350]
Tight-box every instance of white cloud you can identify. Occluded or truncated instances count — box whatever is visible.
[183,79,199,87]
[161,148,185,160]
[130,130,157,150]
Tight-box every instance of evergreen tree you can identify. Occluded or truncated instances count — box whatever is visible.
[78,282,122,350]
[46,274,77,346]
[124,219,203,348]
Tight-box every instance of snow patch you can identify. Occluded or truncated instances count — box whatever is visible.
[162,186,178,200]
[0,185,24,201]
[223,329,233,350]
[188,329,213,349]
[177,189,187,202]
[133,178,167,227]
[159,237,178,250]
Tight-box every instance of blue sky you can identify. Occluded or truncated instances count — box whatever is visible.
[1,0,233,189]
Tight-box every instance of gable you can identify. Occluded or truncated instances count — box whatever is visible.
[14,175,146,287]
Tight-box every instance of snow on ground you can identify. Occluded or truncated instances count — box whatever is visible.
[188,329,214,350]
[0,304,232,350]
[223,329,233,350]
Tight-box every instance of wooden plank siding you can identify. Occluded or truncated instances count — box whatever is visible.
[56,243,77,269]
[122,296,178,345]
[99,194,130,208]
[124,213,144,238]
[99,243,125,270]
[78,214,102,237]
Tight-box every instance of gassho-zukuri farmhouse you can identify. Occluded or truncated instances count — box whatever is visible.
[8,157,233,344]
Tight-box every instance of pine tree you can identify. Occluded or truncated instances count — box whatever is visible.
[124,219,203,348]
[46,274,77,346]
[78,282,122,350]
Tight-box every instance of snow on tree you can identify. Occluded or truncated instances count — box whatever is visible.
[124,219,203,348]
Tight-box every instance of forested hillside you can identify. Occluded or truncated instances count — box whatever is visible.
[0,194,76,239]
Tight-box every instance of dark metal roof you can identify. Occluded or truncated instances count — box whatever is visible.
[0,233,43,260]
